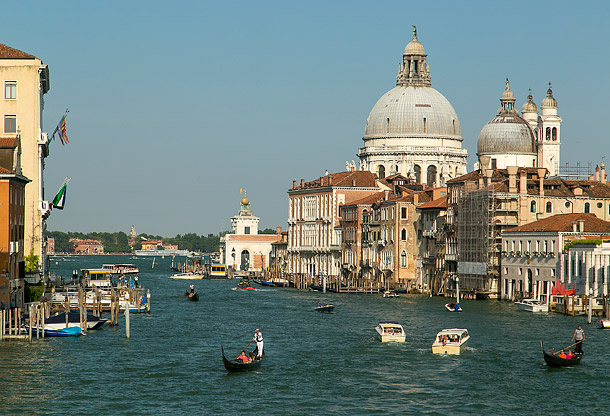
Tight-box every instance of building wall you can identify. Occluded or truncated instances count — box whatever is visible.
[0,57,48,266]
[0,178,26,308]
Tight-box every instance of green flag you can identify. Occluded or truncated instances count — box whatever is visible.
[51,177,70,210]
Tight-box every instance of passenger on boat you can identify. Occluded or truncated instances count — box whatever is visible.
[248,352,256,362]
[454,303,460,311]
[236,351,248,363]
[317,301,322,308]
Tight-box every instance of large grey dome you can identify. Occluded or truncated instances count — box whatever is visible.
[364,86,461,139]
[477,114,536,155]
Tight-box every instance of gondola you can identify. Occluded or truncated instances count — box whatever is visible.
[540,341,582,367]
[185,291,199,301]
[221,346,263,372]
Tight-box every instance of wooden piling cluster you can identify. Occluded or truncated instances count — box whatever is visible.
[1,303,47,341]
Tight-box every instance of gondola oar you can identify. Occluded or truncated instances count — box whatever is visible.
[241,339,253,353]
[552,341,579,355]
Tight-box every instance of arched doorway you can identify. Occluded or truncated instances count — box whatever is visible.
[241,250,250,271]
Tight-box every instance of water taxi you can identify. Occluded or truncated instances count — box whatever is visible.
[169,272,203,280]
[515,298,549,312]
[375,322,406,342]
[383,290,399,298]
[209,264,227,279]
[431,328,469,355]
[102,264,139,275]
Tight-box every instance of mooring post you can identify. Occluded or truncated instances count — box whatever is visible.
[588,289,593,324]
[124,302,130,339]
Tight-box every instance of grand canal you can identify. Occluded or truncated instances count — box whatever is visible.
[2,255,609,415]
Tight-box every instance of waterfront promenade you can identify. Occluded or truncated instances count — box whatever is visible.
[2,255,610,415]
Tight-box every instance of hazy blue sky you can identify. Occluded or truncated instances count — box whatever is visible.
[5,0,610,236]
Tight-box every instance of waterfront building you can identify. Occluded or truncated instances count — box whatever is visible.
[269,227,288,279]
[447,166,610,298]
[0,136,29,309]
[70,238,104,254]
[219,196,276,272]
[357,27,468,186]
[0,43,51,274]
[501,213,610,302]
[477,80,561,176]
[46,236,55,254]
[416,195,448,294]
[287,170,379,279]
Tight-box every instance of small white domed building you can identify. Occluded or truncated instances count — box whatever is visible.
[357,27,468,187]
[477,80,561,176]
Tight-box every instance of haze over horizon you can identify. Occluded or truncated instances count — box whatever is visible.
[5,0,609,236]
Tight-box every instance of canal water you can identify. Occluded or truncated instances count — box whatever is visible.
[2,255,609,415]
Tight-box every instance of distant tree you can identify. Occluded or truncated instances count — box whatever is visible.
[259,228,277,234]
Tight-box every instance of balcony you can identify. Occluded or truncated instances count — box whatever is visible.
[422,230,437,238]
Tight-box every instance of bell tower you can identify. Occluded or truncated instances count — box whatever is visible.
[537,83,561,176]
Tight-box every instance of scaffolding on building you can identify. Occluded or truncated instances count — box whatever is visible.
[559,161,592,180]
[456,183,497,295]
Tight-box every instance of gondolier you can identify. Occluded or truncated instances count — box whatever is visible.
[253,329,263,357]
[571,325,585,354]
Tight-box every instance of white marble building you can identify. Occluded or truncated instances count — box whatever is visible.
[357,27,468,187]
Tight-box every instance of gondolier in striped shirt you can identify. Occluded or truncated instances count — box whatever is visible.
[571,325,585,354]
[253,329,263,357]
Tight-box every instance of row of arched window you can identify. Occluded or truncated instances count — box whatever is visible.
[544,127,558,141]
[530,200,608,214]
[378,164,437,186]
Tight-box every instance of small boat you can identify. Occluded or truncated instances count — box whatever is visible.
[315,303,334,313]
[237,281,256,290]
[45,312,107,330]
[169,272,204,280]
[432,328,470,354]
[221,346,263,372]
[28,326,84,337]
[445,302,462,312]
[185,291,199,301]
[600,319,610,329]
[515,298,549,312]
[383,290,399,298]
[540,341,582,367]
[375,322,406,343]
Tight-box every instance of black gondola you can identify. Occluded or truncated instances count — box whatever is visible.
[185,291,199,301]
[221,346,263,372]
[315,304,334,313]
[540,341,582,367]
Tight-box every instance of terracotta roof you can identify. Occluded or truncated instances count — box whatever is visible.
[292,170,378,190]
[417,196,447,209]
[0,166,15,174]
[225,235,277,242]
[0,43,36,59]
[507,213,610,233]
[343,191,387,207]
[0,138,17,148]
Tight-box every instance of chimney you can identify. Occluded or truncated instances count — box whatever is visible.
[485,168,493,186]
[293,180,297,189]
[507,166,518,193]
[352,179,356,187]
[602,162,607,183]
[573,222,578,232]
[329,176,333,186]
[478,173,484,189]
[276,226,281,238]
[300,179,305,188]
[595,165,599,181]
[384,190,389,201]
[578,219,585,233]
[537,168,546,197]
[519,171,527,194]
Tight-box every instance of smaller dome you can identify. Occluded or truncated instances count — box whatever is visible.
[522,92,538,113]
[241,197,249,206]
[541,86,557,108]
[478,114,536,155]
[404,39,425,55]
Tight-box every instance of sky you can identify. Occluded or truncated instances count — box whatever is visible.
[4,0,610,236]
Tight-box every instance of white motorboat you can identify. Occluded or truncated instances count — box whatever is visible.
[431,328,470,355]
[515,298,549,312]
[375,322,406,343]
[383,290,399,298]
[169,272,203,280]
[601,319,610,329]
[445,302,462,312]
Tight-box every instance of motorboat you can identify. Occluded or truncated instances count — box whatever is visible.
[383,291,399,298]
[600,319,610,329]
[169,272,203,280]
[237,281,256,290]
[27,326,84,337]
[375,322,406,343]
[445,302,462,312]
[515,298,549,312]
[44,312,107,330]
[431,328,470,355]
[314,303,334,313]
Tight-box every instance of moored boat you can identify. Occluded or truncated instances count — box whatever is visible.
[221,346,263,372]
[540,341,582,367]
[383,290,399,298]
[515,298,548,312]
[27,326,84,337]
[445,302,462,312]
[432,328,469,354]
[44,312,107,330]
[600,319,610,329]
[169,272,204,280]
[375,322,406,342]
